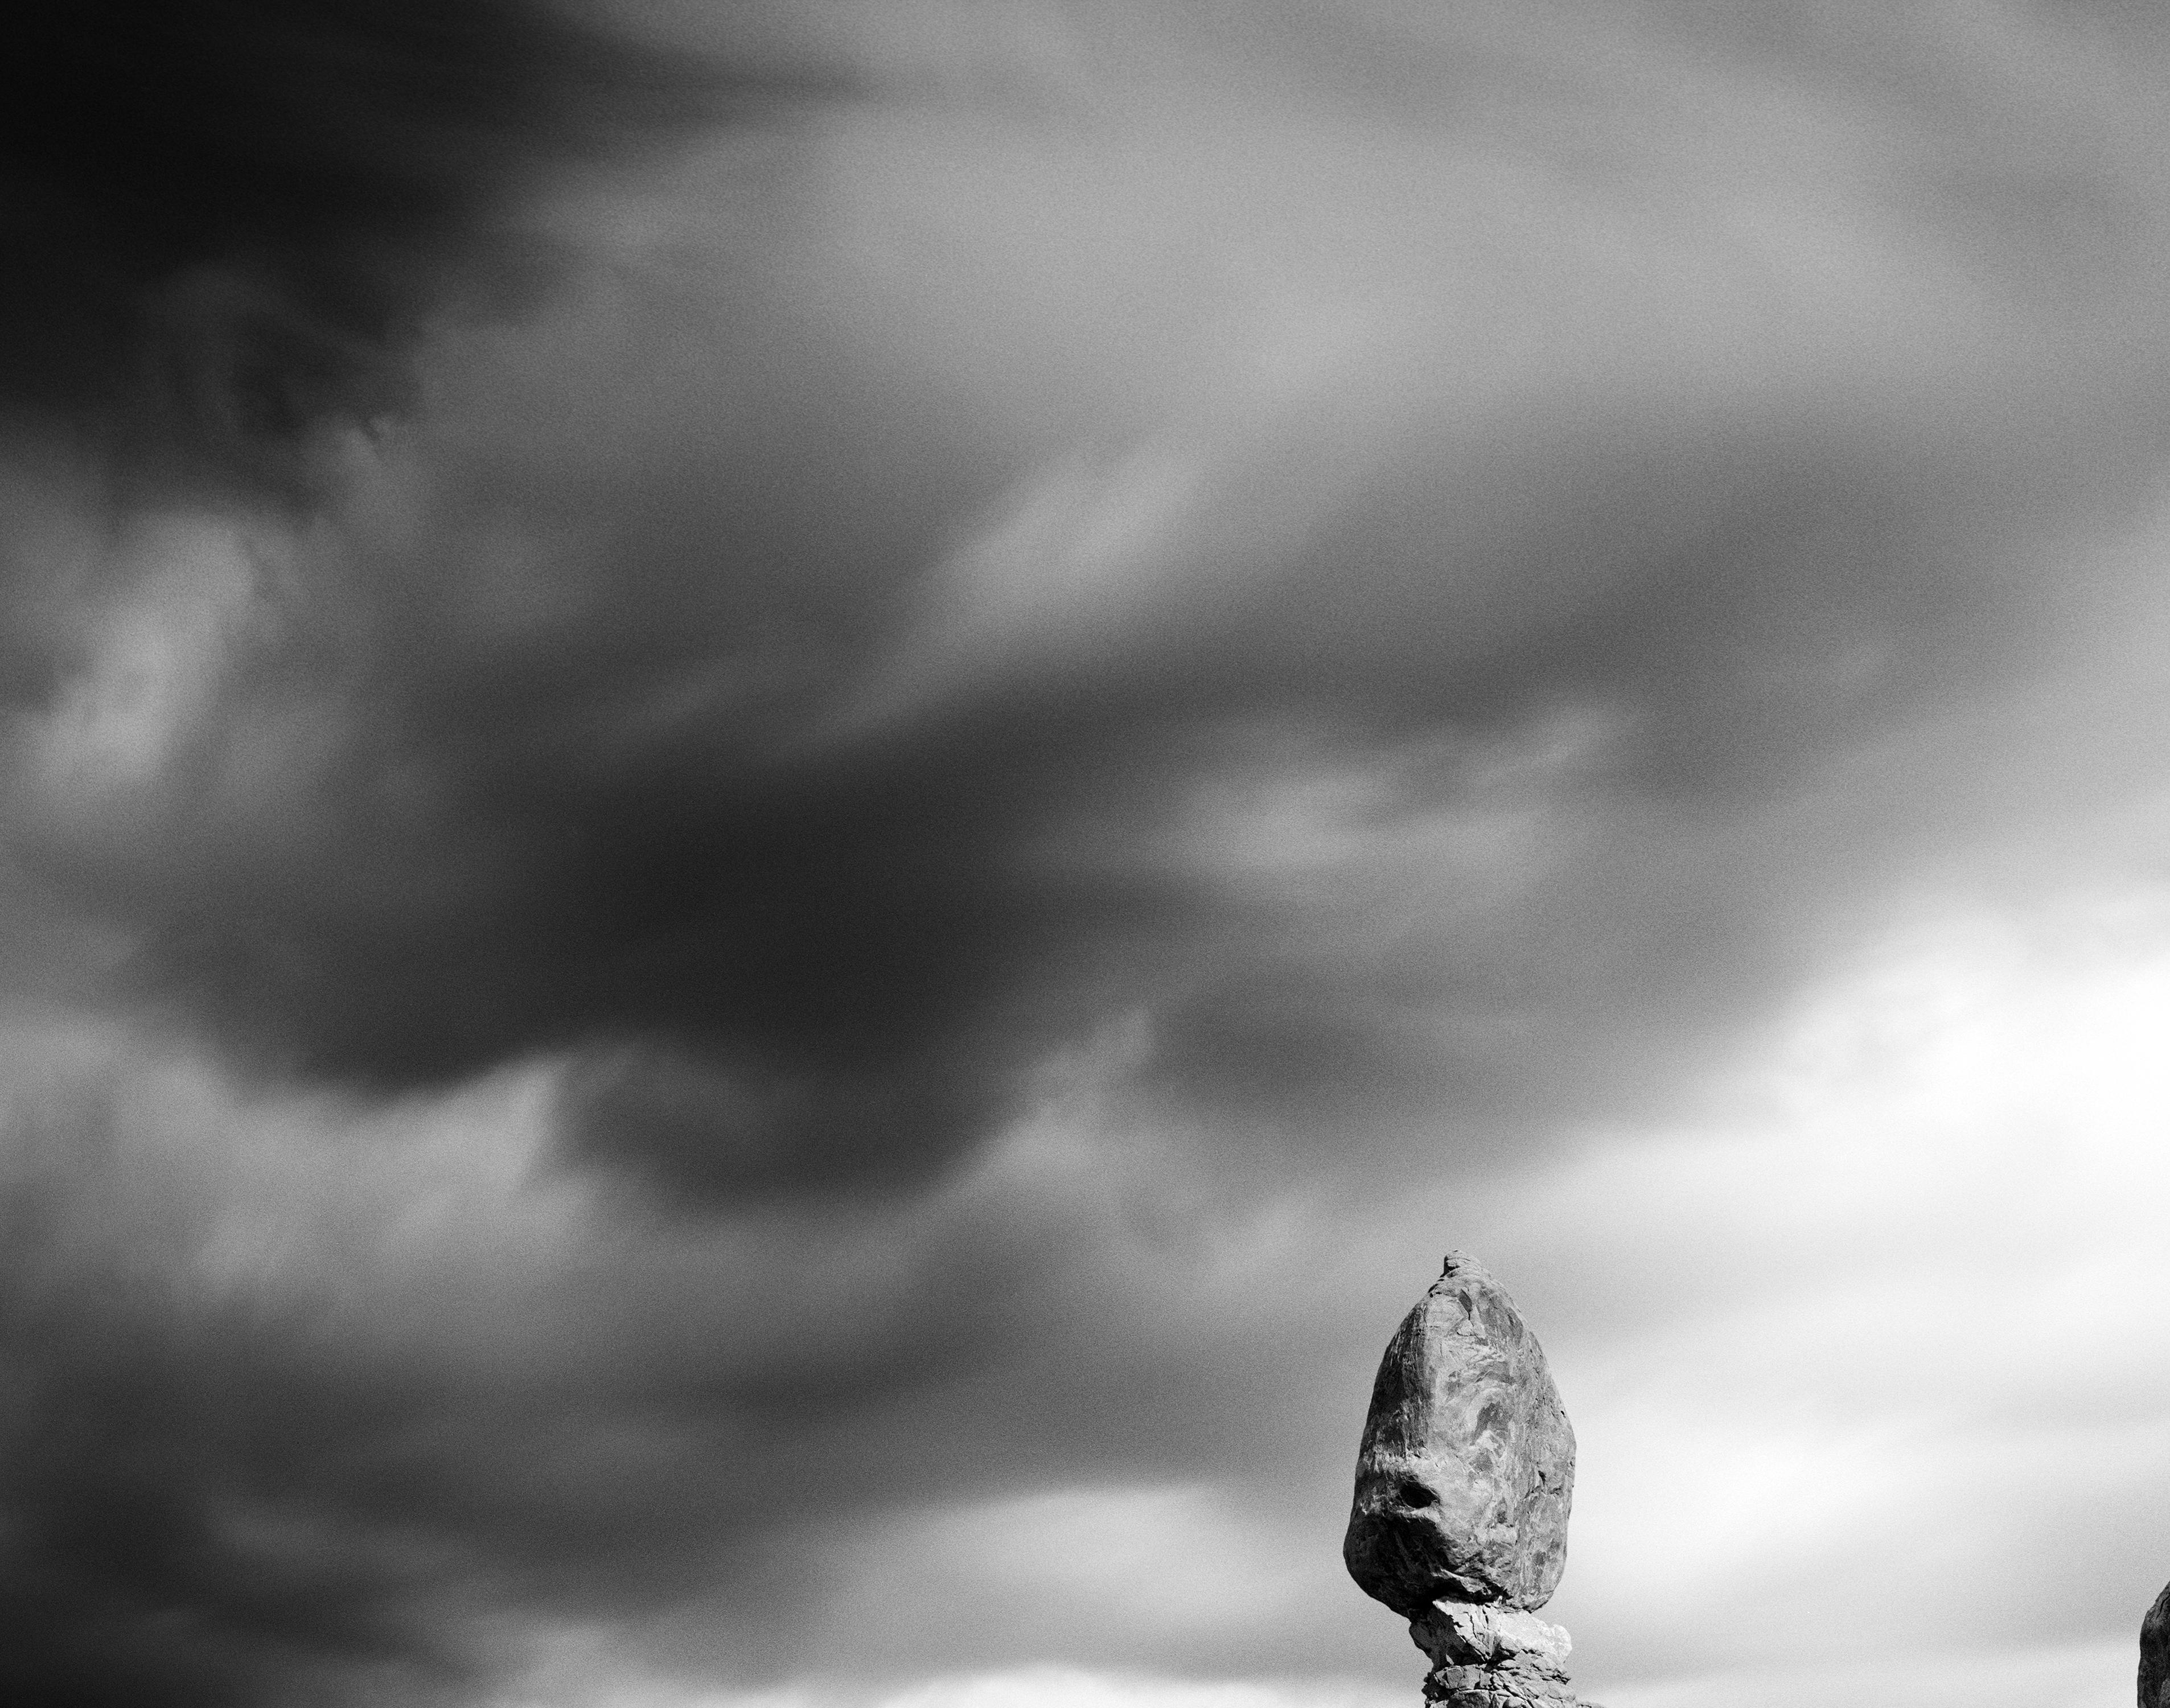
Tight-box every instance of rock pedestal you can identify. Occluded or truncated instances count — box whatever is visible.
[1412,1600,1579,1707]
[1346,1254,1597,1708]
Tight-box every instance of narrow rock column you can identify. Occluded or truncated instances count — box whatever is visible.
[2142,1580,2169,1708]
[1345,1254,1600,1708]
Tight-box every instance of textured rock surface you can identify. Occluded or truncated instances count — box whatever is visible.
[2144,1580,2170,1708]
[1411,1600,1602,1707]
[1412,1603,1572,1672]
[1345,1252,1576,1617]
[1420,1664,1581,1708]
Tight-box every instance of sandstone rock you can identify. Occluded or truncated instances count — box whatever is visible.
[2143,1580,2170,1708]
[1411,1596,1580,1708]
[1411,1602,1572,1674]
[1345,1253,1576,1617]
[1419,1664,1580,1708]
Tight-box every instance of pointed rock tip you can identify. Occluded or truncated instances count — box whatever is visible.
[1437,1250,1501,1287]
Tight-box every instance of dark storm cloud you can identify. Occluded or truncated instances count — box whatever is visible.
[0,1038,1143,1703]
[0,1088,466,1708]
[0,0,765,499]
[12,0,2170,1209]
[45,318,2170,1200]
[8,3,2170,1705]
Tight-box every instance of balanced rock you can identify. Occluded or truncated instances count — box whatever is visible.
[1345,1253,1576,1617]
[2143,1580,2170,1708]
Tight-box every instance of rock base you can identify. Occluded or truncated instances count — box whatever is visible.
[1420,1660,1580,1706]
[1410,1602,1599,1708]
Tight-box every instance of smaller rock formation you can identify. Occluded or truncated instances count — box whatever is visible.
[1346,1254,1597,1707]
[2143,1580,2170,1708]
[1409,1601,1578,1708]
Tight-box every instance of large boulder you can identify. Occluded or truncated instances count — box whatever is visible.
[1345,1253,1576,1616]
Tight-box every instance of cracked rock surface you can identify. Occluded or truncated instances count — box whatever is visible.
[1413,1601,1581,1708]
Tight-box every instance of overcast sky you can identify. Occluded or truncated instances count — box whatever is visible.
[3,3,2169,1706]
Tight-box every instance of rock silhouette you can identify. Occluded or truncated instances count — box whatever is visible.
[2143,1580,2170,1708]
[1346,1253,1594,1708]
